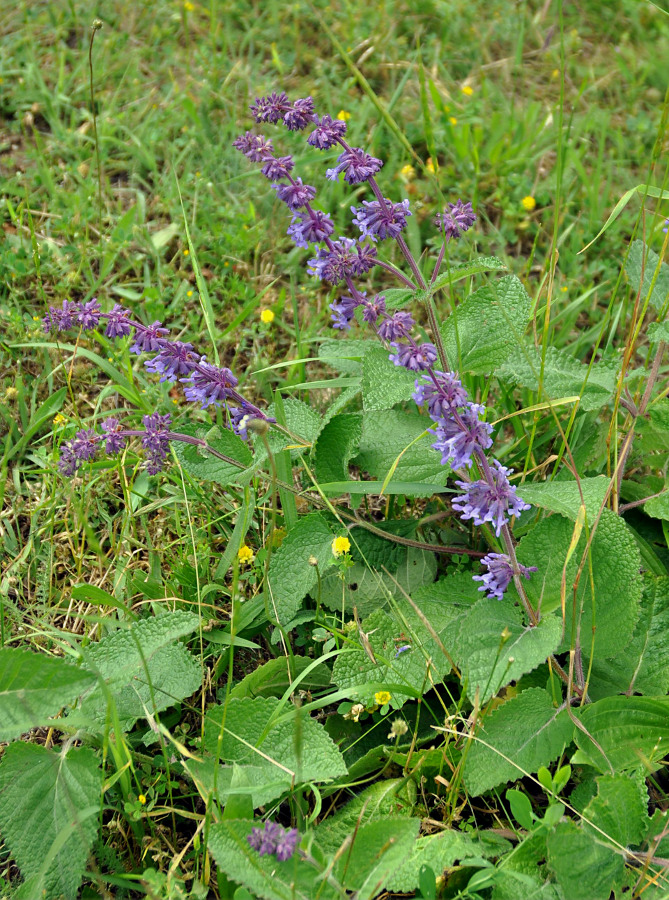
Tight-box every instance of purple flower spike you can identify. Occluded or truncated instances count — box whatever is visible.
[453,461,531,537]
[351,198,412,242]
[283,97,315,131]
[473,552,538,601]
[362,294,386,324]
[247,821,300,862]
[75,298,103,331]
[326,147,383,184]
[145,340,196,382]
[182,358,239,408]
[232,131,274,162]
[287,210,334,248]
[247,827,264,851]
[130,321,170,355]
[434,200,476,240]
[258,821,283,856]
[260,155,294,180]
[389,342,438,371]
[101,418,127,454]
[104,304,132,339]
[308,238,377,284]
[430,404,493,469]
[413,371,469,420]
[43,299,78,334]
[230,404,253,440]
[377,310,414,341]
[141,413,171,474]
[308,114,347,149]
[275,827,300,861]
[273,178,317,211]
[330,293,364,331]
[250,91,291,124]
[59,428,100,475]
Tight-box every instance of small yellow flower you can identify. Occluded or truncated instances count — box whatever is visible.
[374,690,392,706]
[449,116,458,125]
[521,195,537,211]
[332,535,351,558]
[336,110,351,121]
[32,315,40,321]
[426,157,435,173]
[186,289,193,297]
[461,85,474,96]
[138,794,147,805]
[552,68,560,79]
[260,308,275,324]
[53,413,67,426]
[238,545,255,565]
[183,1,195,10]
[195,171,201,177]
[183,248,189,256]
[399,164,416,181]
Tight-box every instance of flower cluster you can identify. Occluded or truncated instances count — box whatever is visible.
[247,821,300,862]
[473,553,538,601]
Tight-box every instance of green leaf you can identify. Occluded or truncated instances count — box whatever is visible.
[452,599,562,704]
[499,345,618,411]
[515,509,642,659]
[546,820,622,900]
[319,337,376,373]
[637,399,669,453]
[208,819,339,900]
[430,256,508,294]
[384,829,479,893]
[312,413,362,484]
[332,817,420,900]
[267,513,335,623]
[573,696,669,773]
[589,576,669,699]
[625,240,669,311]
[362,345,418,410]
[645,489,669,520]
[382,287,417,311]
[464,688,572,796]
[315,778,416,856]
[583,774,649,847]
[490,871,563,900]
[647,320,669,343]
[173,422,253,486]
[506,789,534,830]
[516,476,610,522]
[0,742,102,900]
[230,656,331,700]
[185,757,292,810]
[0,647,95,742]
[440,274,533,375]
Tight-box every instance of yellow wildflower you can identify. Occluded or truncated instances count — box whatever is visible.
[374,690,392,706]
[332,535,351,558]
[186,289,193,297]
[449,116,458,125]
[461,85,474,96]
[138,794,147,805]
[260,308,275,324]
[184,1,195,10]
[426,158,435,173]
[552,68,560,78]
[183,248,189,256]
[53,413,67,427]
[400,164,416,181]
[336,110,351,121]
[521,195,537,211]
[238,545,255,565]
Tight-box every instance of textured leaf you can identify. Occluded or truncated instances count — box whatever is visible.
[362,345,418,410]
[0,742,102,900]
[319,337,376,373]
[267,513,335,623]
[185,756,291,809]
[440,274,533,374]
[312,412,362,484]
[516,476,610,522]
[430,256,508,293]
[384,829,478,893]
[315,778,416,856]
[208,819,339,900]
[647,320,669,343]
[583,774,649,847]
[645,489,669,521]
[172,422,253,485]
[515,509,641,659]
[573,696,669,773]
[452,599,562,704]
[589,576,669,699]
[319,545,437,616]
[625,239,669,311]
[0,647,95,742]
[354,408,449,495]
[547,821,622,900]
[203,696,347,794]
[332,817,420,900]
[637,399,669,453]
[230,656,331,700]
[499,344,618,411]
[464,688,572,795]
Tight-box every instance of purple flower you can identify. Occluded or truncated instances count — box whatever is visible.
[141,413,171,474]
[43,299,78,334]
[473,553,538,601]
[232,131,274,162]
[434,200,476,240]
[104,304,132,339]
[413,371,469,420]
[377,311,414,341]
[75,298,103,331]
[101,418,127,454]
[258,821,283,856]
[182,359,239,408]
[362,294,386,324]
[273,178,317,211]
[307,238,377,284]
[287,210,334,248]
[329,293,363,330]
[260,155,294,180]
[389,342,438,371]
[395,644,411,657]
[430,404,493,469]
[326,147,383,184]
[145,340,196,382]
[59,428,100,475]
[230,405,253,439]
[275,827,300,861]
[453,461,531,537]
[351,198,411,241]
[663,219,668,234]
[130,321,170,355]
[250,91,291,124]
[247,822,300,862]
[247,827,263,851]
[308,114,347,149]
[283,97,315,131]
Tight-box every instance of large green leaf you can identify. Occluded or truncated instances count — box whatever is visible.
[0,742,102,900]
[582,774,649,848]
[573,696,669,773]
[499,345,618,411]
[267,512,335,623]
[430,255,508,293]
[546,821,622,900]
[384,829,479,893]
[440,274,533,374]
[334,817,421,900]
[362,345,418,411]
[515,508,641,659]
[172,422,253,485]
[0,647,95,742]
[230,656,331,700]
[464,688,572,795]
[625,239,669,311]
[516,476,610,523]
[312,412,362,484]
[452,599,562,704]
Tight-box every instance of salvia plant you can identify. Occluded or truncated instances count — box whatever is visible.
[3,83,669,900]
